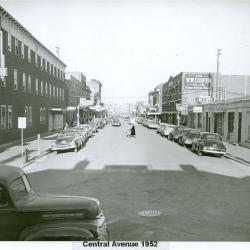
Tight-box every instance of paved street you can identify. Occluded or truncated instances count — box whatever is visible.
[24,121,250,241]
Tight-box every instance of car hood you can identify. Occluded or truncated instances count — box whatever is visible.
[21,193,100,218]
[203,139,224,147]
[56,137,74,143]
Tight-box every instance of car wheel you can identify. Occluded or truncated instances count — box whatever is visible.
[197,146,203,156]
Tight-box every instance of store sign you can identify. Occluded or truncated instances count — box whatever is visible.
[184,73,212,89]
[193,106,203,113]
[79,98,93,107]
[18,117,26,129]
[195,96,211,104]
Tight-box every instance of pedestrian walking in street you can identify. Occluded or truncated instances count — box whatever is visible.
[126,123,136,138]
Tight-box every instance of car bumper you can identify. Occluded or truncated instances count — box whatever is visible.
[202,149,226,155]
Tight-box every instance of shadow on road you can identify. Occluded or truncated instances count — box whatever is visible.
[27,161,250,241]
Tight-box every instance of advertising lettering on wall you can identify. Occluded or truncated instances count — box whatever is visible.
[184,73,212,89]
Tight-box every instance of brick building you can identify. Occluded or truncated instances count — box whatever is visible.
[0,6,67,144]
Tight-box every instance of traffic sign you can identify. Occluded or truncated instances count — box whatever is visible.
[18,117,26,129]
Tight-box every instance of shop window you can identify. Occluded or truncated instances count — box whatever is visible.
[1,105,6,129]
[29,107,32,126]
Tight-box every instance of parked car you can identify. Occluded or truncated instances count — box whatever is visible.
[76,125,93,138]
[112,120,121,127]
[147,120,160,129]
[51,131,83,153]
[168,126,188,141]
[67,128,88,145]
[161,124,176,138]
[191,132,226,156]
[0,165,108,241]
[157,123,167,134]
[178,129,200,146]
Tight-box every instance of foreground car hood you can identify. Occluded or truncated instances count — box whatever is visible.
[22,193,100,218]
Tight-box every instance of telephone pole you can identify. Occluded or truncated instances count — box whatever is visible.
[216,49,221,101]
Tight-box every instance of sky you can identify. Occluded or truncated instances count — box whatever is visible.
[1,0,250,104]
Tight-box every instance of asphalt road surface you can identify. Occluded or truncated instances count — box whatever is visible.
[25,121,250,241]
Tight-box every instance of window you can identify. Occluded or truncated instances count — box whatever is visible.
[8,33,12,52]
[59,88,61,99]
[40,57,43,70]
[228,112,235,133]
[35,54,38,67]
[44,59,47,72]
[49,84,51,97]
[8,106,12,129]
[56,87,58,99]
[53,85,55,98]
[28,75,31,93]
[45,82,48,96]
[27,47,31,63]
[28,107,32,126]
[40,107,46,123]
[35,78,39,95]
[62,89,64,100]
[25,106,28,126]
[48,62,51,74]
[14,69,18,90]
[14,38,19,56]
[51,64,53,75]
[22,73,26,92]
[41,81,43,96]
[1,105,6,129]
[21,43,25,59]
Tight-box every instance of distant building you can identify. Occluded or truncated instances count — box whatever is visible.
[0,6,67,144]
[87,79,102,105]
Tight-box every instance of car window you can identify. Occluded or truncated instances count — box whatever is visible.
[10,176,30,202]
[202,134,221,140]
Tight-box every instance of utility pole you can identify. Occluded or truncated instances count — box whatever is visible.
[216,49,221,101]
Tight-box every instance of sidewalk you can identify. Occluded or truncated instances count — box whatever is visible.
[224,142,250,167]
[0,133,57,168]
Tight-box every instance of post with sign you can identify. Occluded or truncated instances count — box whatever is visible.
[18,117,26,166]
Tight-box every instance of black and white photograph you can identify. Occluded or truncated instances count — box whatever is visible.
[0,0,250,248]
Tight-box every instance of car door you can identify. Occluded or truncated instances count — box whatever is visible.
[0,185,22,240]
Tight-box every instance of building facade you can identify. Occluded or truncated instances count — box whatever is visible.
[0,7,67,144]
[187,97,250,146]
[162,72,214,125]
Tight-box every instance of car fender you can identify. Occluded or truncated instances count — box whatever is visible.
[19,223,94,241]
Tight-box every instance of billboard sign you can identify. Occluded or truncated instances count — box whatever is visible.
[193,106,203,113]
[184,73,212,89]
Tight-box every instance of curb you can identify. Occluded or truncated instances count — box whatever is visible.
[22,148,52,168]
[224,154,250,167]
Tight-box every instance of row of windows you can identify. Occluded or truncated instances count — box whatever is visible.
[2,69,65,100]
[0,105,47,130]
[7,32,65,81]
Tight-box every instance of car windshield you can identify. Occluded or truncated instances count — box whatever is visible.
[187,132,200,139]
[10,175,31,201]
[202,133,221,140]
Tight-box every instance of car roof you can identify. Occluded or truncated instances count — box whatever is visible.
[0,165,24,187]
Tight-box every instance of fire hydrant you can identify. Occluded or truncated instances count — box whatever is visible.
[24,148,30,163]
